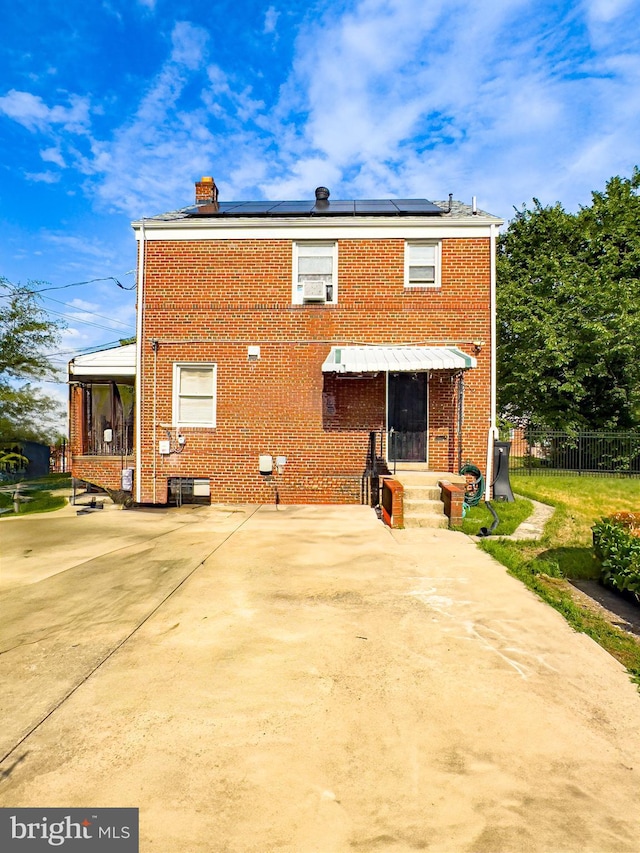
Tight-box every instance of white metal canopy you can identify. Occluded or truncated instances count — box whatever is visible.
[69,343,136,379]
[321,345,476,374]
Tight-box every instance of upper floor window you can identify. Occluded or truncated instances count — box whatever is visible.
[173,363,217,427]
[405,241,441,289]
[293,241,337,304]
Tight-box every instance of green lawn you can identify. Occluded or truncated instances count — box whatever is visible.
[455,495,533,536]
[479,473,640,685]
[0,473,71,518]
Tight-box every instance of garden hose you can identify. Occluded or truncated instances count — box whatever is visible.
[459,462,485,507]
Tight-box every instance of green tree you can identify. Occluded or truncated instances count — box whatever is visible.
[0,278,64,442]
[497,169,640,431]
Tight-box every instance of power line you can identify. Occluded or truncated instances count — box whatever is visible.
[43,307,135,334]
[45,339,134,359]
[41,295,136,329]
[31,275,137,293]
[1,273,136,295]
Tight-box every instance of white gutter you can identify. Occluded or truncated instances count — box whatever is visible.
[134,222,145,503]
[485,222,499,500]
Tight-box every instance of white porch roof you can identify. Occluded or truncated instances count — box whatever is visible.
[321,345,476,374]
[69,343,136,379]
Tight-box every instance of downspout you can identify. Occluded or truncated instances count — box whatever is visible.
[457,371,464,472]
[151,338,158,504]
[134,221,145,504]
[485,222,499,500]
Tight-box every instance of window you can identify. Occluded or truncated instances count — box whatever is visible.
[293,242,337,303]
[405,241,441,289]
[173,364,217,427]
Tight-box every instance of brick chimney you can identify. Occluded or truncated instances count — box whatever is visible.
[195,176,219,205]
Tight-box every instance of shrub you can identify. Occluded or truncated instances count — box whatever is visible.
[592,517,640,601]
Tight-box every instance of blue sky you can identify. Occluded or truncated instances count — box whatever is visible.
[1,0,639,423]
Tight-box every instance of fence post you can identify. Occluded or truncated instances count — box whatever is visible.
[578,435,582,476]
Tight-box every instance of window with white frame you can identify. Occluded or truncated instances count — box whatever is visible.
[293,241,337,304]
[173,364,217,427]
[405,241,441,289]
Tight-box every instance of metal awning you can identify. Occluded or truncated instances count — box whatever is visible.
[69,343,136,379]
[321,345,476,373]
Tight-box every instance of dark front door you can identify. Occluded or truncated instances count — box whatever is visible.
[388,373,428,462]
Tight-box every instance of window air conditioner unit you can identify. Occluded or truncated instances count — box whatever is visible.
[302,280,326,302]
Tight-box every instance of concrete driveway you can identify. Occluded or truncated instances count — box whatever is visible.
[1,501,640,852]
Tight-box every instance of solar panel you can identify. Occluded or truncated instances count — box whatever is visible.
[185,197,445,218]
[224,202,281,214]
[268,201,315,214]
[313,200,355,215]
[392,199,444,214]
[355,200,398,213]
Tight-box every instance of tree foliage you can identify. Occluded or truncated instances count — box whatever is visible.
[497,168,640,431]
[0,278,64,443]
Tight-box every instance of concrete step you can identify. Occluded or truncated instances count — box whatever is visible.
[392,471,466,487]
[383,470,463,529]
[402,485,442,501]
[403,497,446,514]
[403,514,450,529]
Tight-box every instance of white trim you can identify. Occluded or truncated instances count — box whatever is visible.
[426,377,430,466]
[485,222,499,500]
[133,221,499,242]
[135,223,145,504]
[172,363,217,428]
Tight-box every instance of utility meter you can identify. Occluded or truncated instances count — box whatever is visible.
[259,454,273,475]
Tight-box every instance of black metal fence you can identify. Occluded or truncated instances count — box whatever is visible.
[509,430,640,476]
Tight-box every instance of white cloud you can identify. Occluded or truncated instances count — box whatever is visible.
[40,146,66,167]
[584,0,635,24]
[68,298,100,311]
[252,0,640,216]
[264,6,280,35]
[0,89,90,133]
[42,232,120,265]
[3,2,639,225]
[170,20,209,70]
[25,171,60,184]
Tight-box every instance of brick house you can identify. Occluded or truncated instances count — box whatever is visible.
[69,179,501,507]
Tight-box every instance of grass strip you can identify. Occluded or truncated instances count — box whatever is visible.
[0,473,70,519]
[455,495,533,536]
[479,475,640,687]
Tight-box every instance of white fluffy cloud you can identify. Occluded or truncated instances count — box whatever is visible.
[1,4,638,221]
[0,90,90,133]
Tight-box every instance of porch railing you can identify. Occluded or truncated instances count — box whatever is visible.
[86,424,134,456]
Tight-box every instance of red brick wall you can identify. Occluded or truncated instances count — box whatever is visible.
[136,236,491,504]
[71,455,135,491]
[69,385,84,457]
